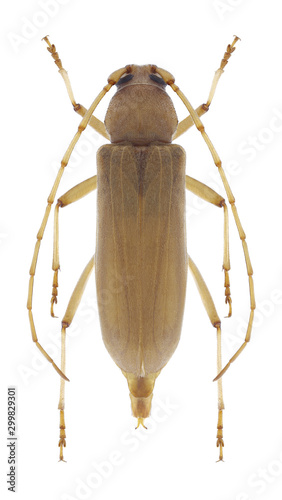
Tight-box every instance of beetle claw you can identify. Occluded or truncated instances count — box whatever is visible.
[216,439,224,462]
[224,296,232,318]
[58,438,67,462]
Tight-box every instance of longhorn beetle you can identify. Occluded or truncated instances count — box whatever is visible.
[27,36,255,461]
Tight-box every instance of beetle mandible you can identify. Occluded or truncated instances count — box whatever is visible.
[27,36,255,461]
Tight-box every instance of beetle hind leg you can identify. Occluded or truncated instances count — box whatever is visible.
[57,255,95,461]
[188,255,224,461]
[58,324,67,462]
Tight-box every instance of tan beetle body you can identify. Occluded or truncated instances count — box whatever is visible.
[96,67,187,424]
[28,37,255,460]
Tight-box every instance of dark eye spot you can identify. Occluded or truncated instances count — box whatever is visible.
[116,74,134,86]
[149,74,167,86]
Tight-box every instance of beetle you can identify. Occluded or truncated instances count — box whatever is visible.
[27,36,255,461]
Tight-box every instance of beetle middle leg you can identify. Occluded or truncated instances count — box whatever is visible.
[188,256,224,461]
[186,175,231,316]
[51,176,97,316]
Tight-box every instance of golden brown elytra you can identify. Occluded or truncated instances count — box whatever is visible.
[27,36,255,461]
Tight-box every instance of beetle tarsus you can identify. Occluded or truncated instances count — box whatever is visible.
[216,443,224,462]
[51,270,59,317]
[58,439,67,462]
[51,299,57,318]
[224,270,232,318]
[225,297,232,318]
[216,410,224,461]
[58,410,67,461]
[43,36,63,71]
[220,35,240,71]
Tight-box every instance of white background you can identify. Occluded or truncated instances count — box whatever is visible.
[1,1,282,499]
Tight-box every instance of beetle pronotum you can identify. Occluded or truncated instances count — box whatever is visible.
[27,36,255,461]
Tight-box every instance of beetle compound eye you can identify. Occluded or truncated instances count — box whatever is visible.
[116,74,134,86]
[149,74,167,86]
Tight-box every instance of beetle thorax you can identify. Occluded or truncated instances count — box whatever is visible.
[104,65,178,145]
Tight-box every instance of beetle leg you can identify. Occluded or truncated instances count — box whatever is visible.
[173,36,240,140]
[42,36,110,140]
[58,255,95,461]
[73,104,110,140]
[51,176,97,317]
[188,255,224,461]
[206,35,240,107]
[186,176,231,317]
[173,104,209,140]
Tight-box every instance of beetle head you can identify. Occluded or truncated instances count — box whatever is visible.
[105,65,178,145]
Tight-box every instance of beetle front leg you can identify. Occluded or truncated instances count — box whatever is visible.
[206,35,240,108]
[58,255,95,461]
[186,175,231,317]
[188,256,224,461]
[42,37,110,140]
[51,176,97,317]
[173,36,240,140]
